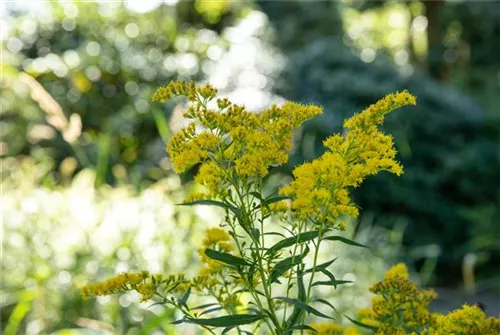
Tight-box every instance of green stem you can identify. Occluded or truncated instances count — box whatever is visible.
[306,228,323,299]
[232,180,282,334]
[281,222,304,326]
[300,226,324,328]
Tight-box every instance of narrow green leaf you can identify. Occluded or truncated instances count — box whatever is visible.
[345,315,378,331]
[286,269,306,328]
[205,249,250,267]
[313,299,338,313]
[221,326,235,334]
[312,280,352,287]
[178,286,191,308]
[265,195,293,204]
[266,231,319,255]
[171,318,186,325]
[249,191,262,199]
[262,232,287,238]
[285,324,318,334]
[320,268,337,284]
[304,258,337,274]
[269,247,308,283]
[179,199,241,217]
[322,235,367,248]
[247,265,255,289]
[185,314,264,328]
[275,297,333,320]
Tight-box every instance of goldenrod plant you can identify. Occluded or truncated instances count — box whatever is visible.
[81,81,499,334]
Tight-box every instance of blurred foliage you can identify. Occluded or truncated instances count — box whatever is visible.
[1,155,207,334]
[1,0,251,188]
[258,0,500,284]
[1,157,402,334]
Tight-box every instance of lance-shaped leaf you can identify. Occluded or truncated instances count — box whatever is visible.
[266,231,319,256]
[322,235,367,248]
[275,297,334,320]
[313,299,338,314]
[286,269,306,328]
[345,315,379,331]
[311,268,352,288]
[179,199,241,218]
[178,286,191,309]
[304,258,337,274]
[269,246,309,283]
[205,249,250,267]
[312,279,352,288]
[185,314,264,328]
[264,195,293,205]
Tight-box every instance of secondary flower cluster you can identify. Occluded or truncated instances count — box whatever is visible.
[196,227,235,277]
[359,263,436,334]
[358,263,500,335]
[280,91,416,228]
[81,271,189,302]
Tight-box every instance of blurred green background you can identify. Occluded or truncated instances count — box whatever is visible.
[1,0,499,334]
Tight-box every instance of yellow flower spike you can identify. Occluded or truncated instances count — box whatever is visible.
[81,271,149,299]
[136,282,155,302]
[384,263,408,280]
[281,91,415,229]
[194,162,225,197]
[343,90,416,130]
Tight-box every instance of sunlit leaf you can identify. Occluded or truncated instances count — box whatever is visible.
[185,314,264,327]
[179,199,241,217]
[275,297,333,320]
[322,235,367,248]
[205,249,250,267]
[266,231,319,255]
[269,247,309,283]
[345,315,378,331]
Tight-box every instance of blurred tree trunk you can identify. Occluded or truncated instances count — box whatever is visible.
[424,0,446,81]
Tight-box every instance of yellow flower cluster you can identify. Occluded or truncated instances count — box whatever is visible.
[191,228,247,312]
[81,271,149,299]
[152,80,216,103]
[281,91,416,227]
[359,263,500,335]
[193,162,226,198]
[196,227,236,282]
[430,304,500,335]
[308,323,360,335]
[154,81,322,188]
[81,271,189,303]
[361,263,436,334]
